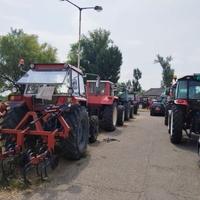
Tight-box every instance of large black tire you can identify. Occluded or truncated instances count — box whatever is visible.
[61,106,89,160]
[150,109,154,116]
[102,103,117,131]
[89,115,99,143]
[124,102,131,121]
[164,112,168,126]
[117,105,125,126]
[0,104,27,129]
[164,104,171,126]
[134,106,138,115]
[129,105,134,119]
[168,110,172,134]
[170,106,183,144]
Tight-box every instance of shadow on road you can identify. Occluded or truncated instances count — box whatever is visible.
[174,134,199,154]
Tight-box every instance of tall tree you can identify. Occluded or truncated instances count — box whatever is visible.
[68,29,122,83]
[132,68,142,92]
[154,54,174,88]
[0,28,57,91]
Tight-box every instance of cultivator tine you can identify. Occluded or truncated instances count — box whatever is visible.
[36,165,40,177]
[40,160,48,180]
[0,160,8,186]
[22,163,32,185]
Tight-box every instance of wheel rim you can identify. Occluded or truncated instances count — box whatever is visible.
[122,110,125,122]
[168,110,171,132]
[198,138,200,155]
[113,106,117,126]
[170,112,173,136]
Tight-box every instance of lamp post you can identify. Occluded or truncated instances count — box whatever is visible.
[61,0,103,68]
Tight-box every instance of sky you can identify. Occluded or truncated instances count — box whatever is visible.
[1,0,200,90]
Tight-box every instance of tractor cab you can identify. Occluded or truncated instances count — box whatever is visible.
[11,63,86,110]
[174,74,200,109]
[86,80,117,106]
[86,80,115,97]
[115,87,129,102]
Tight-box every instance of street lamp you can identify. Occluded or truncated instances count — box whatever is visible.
[60,0,103,68]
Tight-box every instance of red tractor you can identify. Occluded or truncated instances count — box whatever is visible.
[0,63,98,184]
[86,80,125,132]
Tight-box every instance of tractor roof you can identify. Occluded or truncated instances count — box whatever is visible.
[178,74,200,81]
[87,80,114,84]
[32,63,83,74]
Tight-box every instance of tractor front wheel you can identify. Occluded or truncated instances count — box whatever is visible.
[89,115,99,143]
[62,106,89,160]
[170,106,183,144]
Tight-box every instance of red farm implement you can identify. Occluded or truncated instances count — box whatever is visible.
[0,63,98,185]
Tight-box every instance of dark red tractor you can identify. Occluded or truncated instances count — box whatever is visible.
[86,80,125,132]
[0,63,98,185]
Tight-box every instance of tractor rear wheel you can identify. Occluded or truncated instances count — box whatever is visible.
[129,105,134,119]
[124,102,131,121]
[62,106,89,160]
[134,106,138,115]
[89,115,99,143]
[102,103,117,131]
[117,105,125,126]
[170,106,183,144]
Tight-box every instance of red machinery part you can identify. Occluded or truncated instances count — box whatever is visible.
[175,99,188,106]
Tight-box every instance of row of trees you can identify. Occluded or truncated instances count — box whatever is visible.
[0,28,174,93]
[0,29,57,91]
[0,28,141,93]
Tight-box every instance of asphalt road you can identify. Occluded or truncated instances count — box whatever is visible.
[1,110,200,200]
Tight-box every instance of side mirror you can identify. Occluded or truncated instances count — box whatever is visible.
[96,76,100,88]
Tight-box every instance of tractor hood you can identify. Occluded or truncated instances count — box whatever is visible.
[87,95,118,105]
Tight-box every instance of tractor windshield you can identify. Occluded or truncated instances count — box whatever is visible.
[89,82,106,95]
[176,80,187,99]
[17,70,71,95]
[176,80,200,100]
[17,70,67,84]
[188,81,200,99]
